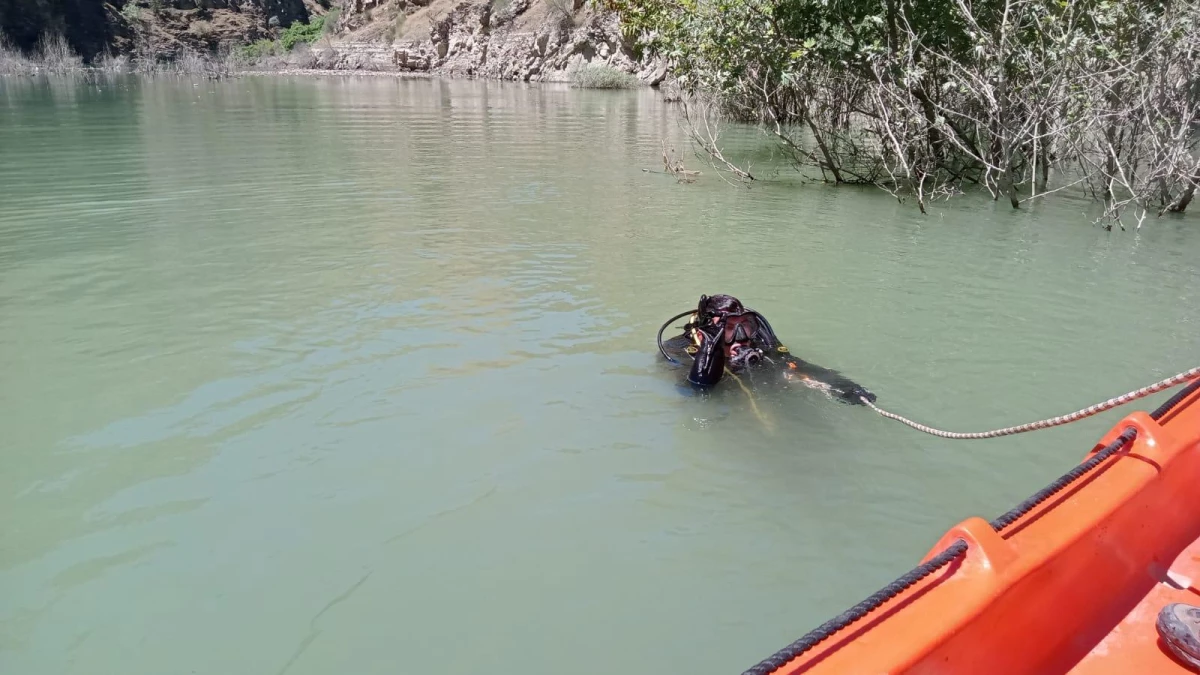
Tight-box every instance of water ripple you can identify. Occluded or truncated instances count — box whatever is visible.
[1,75,1198,675]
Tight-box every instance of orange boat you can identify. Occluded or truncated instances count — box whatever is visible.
[743,378,1200,675]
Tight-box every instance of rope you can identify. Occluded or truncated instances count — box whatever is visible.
[740,539,969,675]
[739,375,1200,675]
[739,429,1142,672]
[990,427,1137,531]
[741,429,1139,675]
[1151,378,1200,421]
[860,366,1200,439]
[727,369,774,432]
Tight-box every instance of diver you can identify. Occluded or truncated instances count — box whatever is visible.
[657,294,877,405]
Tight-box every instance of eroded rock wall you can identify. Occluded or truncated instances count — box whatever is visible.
[325,0,666,84]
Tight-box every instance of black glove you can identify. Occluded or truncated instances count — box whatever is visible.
[839,384,876,405]
[687,320,727,388]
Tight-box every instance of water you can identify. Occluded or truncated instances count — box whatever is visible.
[1,74,1197,675]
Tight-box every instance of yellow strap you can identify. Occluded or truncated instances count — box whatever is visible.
[726,368,774,433]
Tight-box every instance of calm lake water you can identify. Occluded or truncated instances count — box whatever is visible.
[1,74,1198,675]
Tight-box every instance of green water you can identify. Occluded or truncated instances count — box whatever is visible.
[1,74,1197,675]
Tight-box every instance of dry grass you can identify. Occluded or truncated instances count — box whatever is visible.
[545,0,574,26]
[0,24,254,79]
[142,47,247,77]
[189,20,216,39]
[0,34,32,74]
[36,32,83,72]
[381,14,406,43]
[0,31,85,75]
[237,41,343,71]
[93,51,131,73]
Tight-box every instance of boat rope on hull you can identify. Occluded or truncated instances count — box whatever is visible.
[741,428,1142,675]
[861,366,1200,439]
[741,540,971,675]
[740,379,1200,675]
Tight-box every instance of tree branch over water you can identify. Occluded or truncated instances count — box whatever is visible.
[678,94,756,183]
[605,0,1200,226]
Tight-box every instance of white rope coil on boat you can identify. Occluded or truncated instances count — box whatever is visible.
[861,366,1200,439]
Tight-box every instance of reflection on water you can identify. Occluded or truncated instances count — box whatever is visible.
[1,74,1198,675]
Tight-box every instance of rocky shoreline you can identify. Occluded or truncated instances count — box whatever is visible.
[2,0,666,87]
[323,1,666,85]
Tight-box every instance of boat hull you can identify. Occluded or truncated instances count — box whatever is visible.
[761,382,1200,675]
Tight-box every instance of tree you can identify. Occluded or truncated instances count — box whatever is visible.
[607,0,1200,226]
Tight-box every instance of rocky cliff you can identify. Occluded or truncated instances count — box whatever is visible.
[1,0,664,86]
[319,0,663,84]
[1,0,311,60]
[0,0,114,58]
[116,0,313,58]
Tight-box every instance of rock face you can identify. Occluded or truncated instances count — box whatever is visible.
[326,0,665,85]
[0,0,114,58]
[314,40,436,71]
[437,4,630,82]
[0,0,310,60]
[112,0,312,56]
[0,0,664,84]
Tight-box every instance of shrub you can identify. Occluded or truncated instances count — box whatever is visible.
[241,39,279,59]
[569,63,638,89]
[94,51,131,73]
[36,31,83,72]
[322,8,341,36]
[0,34,32,74]
[189,20,215,39]
[546,0,574,26]
[381,15,405,42]
[286,42,318,68]
[280,16,326,51]
[171,49,207,73]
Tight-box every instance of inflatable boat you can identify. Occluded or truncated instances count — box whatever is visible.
[744,378,1200,675]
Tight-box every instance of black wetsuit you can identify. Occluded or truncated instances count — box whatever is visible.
[657,299,876,405]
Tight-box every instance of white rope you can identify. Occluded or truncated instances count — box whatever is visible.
[861,366,1200,440]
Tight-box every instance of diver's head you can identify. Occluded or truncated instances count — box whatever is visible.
[697,294,746,323]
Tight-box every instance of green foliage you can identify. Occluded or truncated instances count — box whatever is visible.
[606,0,1198,222]
[280,16,326,51]
[569,63,640,88]
[607,0,967,104]
[241,39,279,59]
[607,0,1174,104]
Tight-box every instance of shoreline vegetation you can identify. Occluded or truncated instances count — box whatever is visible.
[1,31,645,91]
[0,14,347,78]
[604,0,1200,227]
[0,29,641,89]
[3,0,1197,228]
[0,4,645,88]
[0,38,643,89]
